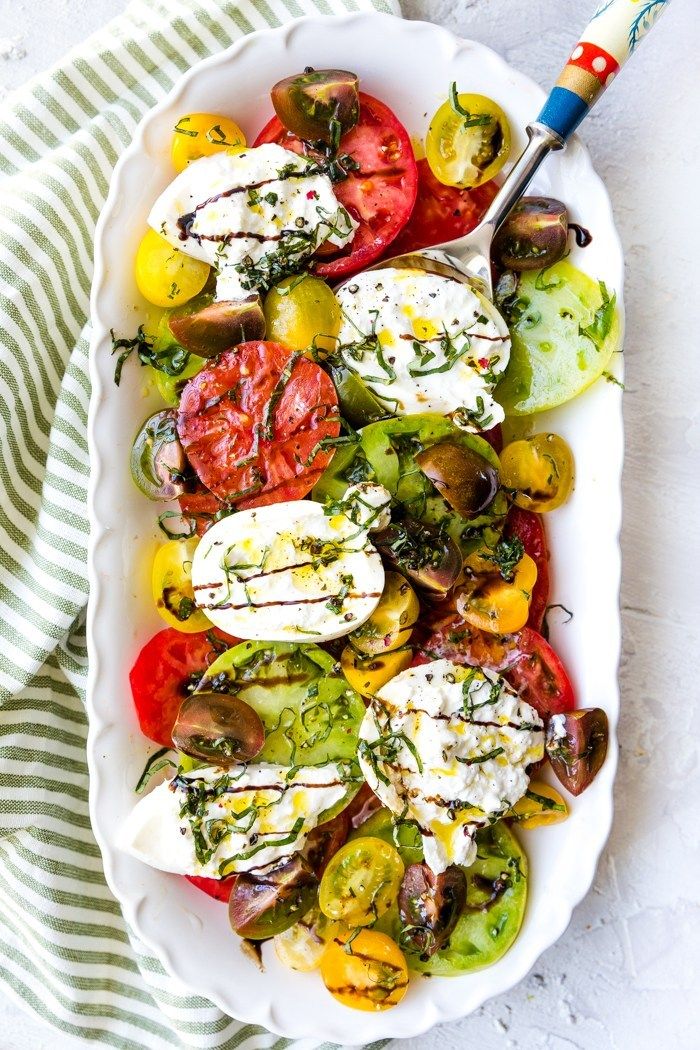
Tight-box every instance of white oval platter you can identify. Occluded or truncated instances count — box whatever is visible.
[87,11,623,1042]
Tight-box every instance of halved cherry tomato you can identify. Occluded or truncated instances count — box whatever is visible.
[185,874,236,902]
[129,627,236,746]
[340,645,413,698]
[152,537,211,633]
[177,341,340,508]
[426,91,511,189]
[171,113,246,172]
[388,158,497,257]
[135,229,210,308]
[321,929,408,1011]
[319,837,404,927]
[254,93,418,279]
[263,274,340,355]
[458,553,538,634]
[505,507,550,632]
[500,433,574,513]
[348,571,419,656]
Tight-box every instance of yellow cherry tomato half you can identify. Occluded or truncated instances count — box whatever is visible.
[500,432,575,513]
[135,229,210,309]
[426,90,511,189]
[152,536,210,633]
[340,645,412,698]
[348,571,419,656]
[459,552,537,634]
[508,781,568,829]
[321,929,409,1012]
[263,274,341,356]
[319,836,404,928]
[171,113,246,172]
[273,909,339,972]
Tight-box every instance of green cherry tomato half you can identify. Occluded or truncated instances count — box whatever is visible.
[319,836,404,927]
[426,91,511,189]
[495,261,621,416]
[263,274,340,355]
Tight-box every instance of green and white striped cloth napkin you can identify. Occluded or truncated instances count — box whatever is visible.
[0,1,398,1046]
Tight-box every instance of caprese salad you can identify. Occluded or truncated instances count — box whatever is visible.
[114,68,617,1011]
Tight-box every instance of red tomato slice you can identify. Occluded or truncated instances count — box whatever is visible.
[177,341,339,509]
[129,628,235,747]
[414,607,575,718]
[505,507,550,631]
[388,158,497,257]
[505,627,576,718]
[185,874,236,903]
[253,93,418,279]
[178,483,225,537]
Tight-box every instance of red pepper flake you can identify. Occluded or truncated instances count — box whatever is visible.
[478,357,490,369]
[306,189,319,200]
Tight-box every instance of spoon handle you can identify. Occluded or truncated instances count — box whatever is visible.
[538,0,671,140]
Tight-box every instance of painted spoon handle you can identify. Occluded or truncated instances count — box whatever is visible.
[538,0,671,140]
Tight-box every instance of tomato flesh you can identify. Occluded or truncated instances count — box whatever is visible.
[129,628,235,747]
[415,603,575,719]
[254,93,418,279]
[185,874,236,902]
[389,158,497,257]
[505,507,550,631]
[177,341,339,508]
[506,626,576,717]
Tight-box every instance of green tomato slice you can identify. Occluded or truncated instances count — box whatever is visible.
[313,413,502,551]
[352,808,528,975]
[196,642,364,815]
[495,260,621,415]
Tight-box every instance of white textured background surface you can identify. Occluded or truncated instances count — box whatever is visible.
[1,1,699,1048]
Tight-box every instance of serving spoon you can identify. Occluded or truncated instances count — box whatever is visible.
[359,0,671,300]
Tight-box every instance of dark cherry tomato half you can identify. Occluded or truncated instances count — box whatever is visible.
[398,863,466,959]
[177,341,339,509]
[546,707,609,795]
[172,691,265,767]
[254,92,418,280]
[505,507,550,631]
[302,810,351,877]
[229,855,318,940]
[129,628,236,747]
